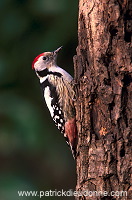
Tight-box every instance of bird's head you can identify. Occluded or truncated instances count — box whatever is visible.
[32,46,62,71]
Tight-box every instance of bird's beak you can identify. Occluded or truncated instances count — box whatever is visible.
[54,46,63,54]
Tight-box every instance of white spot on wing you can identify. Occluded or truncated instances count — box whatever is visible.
[44,86,54,117]
[59,110,62,114]
[54,115,60,120]
[60,119,63,123]
[58,123,62,128]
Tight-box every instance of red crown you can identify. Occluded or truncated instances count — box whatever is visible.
[32,53,45,69]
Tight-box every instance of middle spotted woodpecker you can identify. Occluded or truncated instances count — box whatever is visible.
[32,47,77,158]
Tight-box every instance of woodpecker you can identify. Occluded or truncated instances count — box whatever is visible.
[32,47,77,158]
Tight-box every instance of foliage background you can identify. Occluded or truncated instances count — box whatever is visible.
[0,0,78,199]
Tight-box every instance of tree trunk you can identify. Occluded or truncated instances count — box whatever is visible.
[74,0,131,199]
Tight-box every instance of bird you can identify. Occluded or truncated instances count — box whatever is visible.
[32,47,77,158]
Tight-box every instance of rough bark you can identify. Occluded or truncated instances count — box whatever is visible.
[74,0,132,199]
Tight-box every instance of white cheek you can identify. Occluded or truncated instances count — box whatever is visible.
[44,86,54,117]
[35,59,45,71]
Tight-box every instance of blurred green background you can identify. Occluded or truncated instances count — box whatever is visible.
[0,0,78,199]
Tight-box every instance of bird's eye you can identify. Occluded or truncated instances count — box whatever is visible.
[43,56,47,60]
